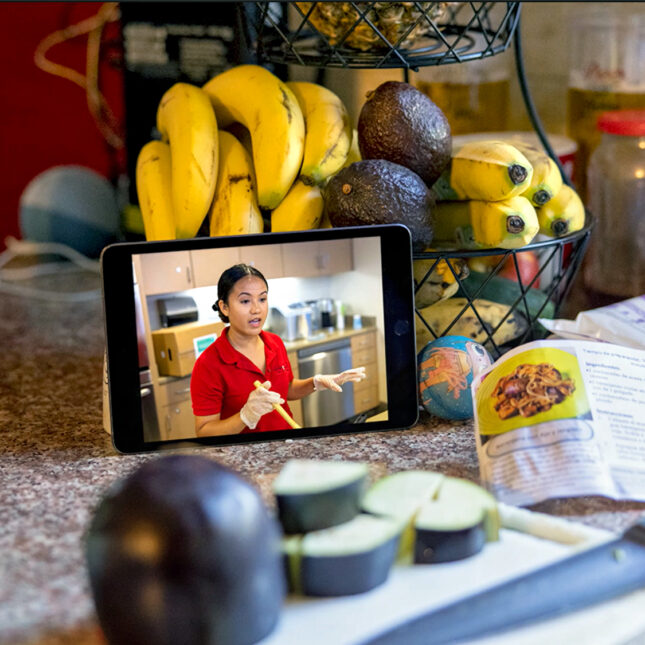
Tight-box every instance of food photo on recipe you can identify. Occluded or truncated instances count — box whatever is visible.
[2,2,645,645]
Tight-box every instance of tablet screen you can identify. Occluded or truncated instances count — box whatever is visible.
[102,225,418,452]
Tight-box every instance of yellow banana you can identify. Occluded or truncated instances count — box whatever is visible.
[508,140,563,207]
[135,140,176,241]
[537,184,585,237]
[434,141,533,202]
[209,131,264,237]
[343,128,362,168]
[433,196,539,249]
[286,81,352,185]
[271,178,324,232]
[203,65,305,210]
[156,82,218,239]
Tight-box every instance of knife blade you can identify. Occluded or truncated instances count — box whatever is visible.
[361,518,645,645]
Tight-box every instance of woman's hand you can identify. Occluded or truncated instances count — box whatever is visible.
[313,367,366,393]
[240,380,283,429]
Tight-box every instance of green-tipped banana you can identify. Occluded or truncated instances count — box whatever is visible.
[434,196,539,250]
[509,141,563,207]
[537,184,585,237]
[435,141,533,202]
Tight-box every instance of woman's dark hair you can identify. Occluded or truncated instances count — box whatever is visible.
[212,264,268,323]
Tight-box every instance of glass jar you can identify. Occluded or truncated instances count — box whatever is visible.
[584,110,645,298]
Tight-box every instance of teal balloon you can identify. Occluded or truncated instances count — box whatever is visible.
[418,335,492,420]
[19,165,120,258]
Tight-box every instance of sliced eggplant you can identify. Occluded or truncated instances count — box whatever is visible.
[414,498,486,564]
[361,470,444,561]
[284,514,402,597]
[273,459,369,534]
[438,476,501,542]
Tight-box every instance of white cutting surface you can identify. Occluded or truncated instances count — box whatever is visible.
[261,507,645,645]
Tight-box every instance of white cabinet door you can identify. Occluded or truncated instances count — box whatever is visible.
[191,247,241,288]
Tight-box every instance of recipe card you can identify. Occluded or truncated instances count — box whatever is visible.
[473,339,645,506]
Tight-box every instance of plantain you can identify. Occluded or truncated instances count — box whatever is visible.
[416,298,528,352]
[271,178,324,232]
[156,82,218,238]
[508,140,563,207]
[286,81,352,186]
[433,196,539,250]
[203,65,305,210]
[135,140,176,241]
[208,131,263,237]
[413,255,469,309]
[434,141,533,202]
[536,184,585,237]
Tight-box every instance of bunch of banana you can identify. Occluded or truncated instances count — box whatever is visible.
[208,131,264,237]
[135,140,176,241]
[203,65,305,210]
[136,83,219,240]
[433,140,534,202]
[272,179,324,232]
[433,195,539,250]
[286,81,352,186]
[536,183,585,237]
[508,140,563,207]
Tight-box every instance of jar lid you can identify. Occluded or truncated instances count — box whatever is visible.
[597,110,645,137]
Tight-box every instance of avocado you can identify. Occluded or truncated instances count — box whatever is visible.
[358,81,452,186]
[324,159,434,251]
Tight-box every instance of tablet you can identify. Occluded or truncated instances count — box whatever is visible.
[101,224,418,453]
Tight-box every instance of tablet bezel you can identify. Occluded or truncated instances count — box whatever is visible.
[101,224,419,453]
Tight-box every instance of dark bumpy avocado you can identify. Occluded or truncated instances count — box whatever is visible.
[358,81,451,187]
[324,159,435,251]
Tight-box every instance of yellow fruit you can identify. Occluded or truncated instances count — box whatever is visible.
[435,140,533,202]
[286,81,352,185]
[509,140,563,207]
[156,82,218,238]
[203,65,305,210]
[135,140,176,241]
[271,179,324,232]
[433,196,539,249]
[537,184,585,237]
[209,131,263,237]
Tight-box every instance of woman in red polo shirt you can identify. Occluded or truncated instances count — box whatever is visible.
[191,263,365,437]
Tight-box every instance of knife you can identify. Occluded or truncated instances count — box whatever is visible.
[361,518,645,645]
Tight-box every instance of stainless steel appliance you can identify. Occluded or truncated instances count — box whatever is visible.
[298,338,354,426]
[268,304,313,341]
[156,296,198,327]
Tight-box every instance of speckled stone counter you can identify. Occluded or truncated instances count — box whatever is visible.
[2,270,645,645]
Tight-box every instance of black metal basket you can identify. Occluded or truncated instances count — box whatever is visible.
[413,214,594,360]
[250,1,521,70]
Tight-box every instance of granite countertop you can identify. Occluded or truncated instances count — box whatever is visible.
[2,268,645,645]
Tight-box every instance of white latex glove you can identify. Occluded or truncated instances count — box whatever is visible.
[240,381,284,429]
[313,367,366,392]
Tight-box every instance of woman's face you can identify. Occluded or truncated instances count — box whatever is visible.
[219,275,268,335]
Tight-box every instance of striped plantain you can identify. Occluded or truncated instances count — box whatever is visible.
[156,82,218,238]
[135,140,176,241]
[203,65,305,210]
[208,131,263,237]
[536,184,585,237]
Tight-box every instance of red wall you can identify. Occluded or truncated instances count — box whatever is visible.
[0,3,125,251]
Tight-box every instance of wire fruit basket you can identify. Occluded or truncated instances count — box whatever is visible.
[249,1,521,70]
[413,215,593,359]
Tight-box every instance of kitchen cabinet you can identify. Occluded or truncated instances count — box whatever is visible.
[190,247,240,288]
[287,350,304,427]
[161,399,196,441]
[351,330,380,415]
[282,239,353,278]
[138,250,194,296]
[239,243,284,279]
